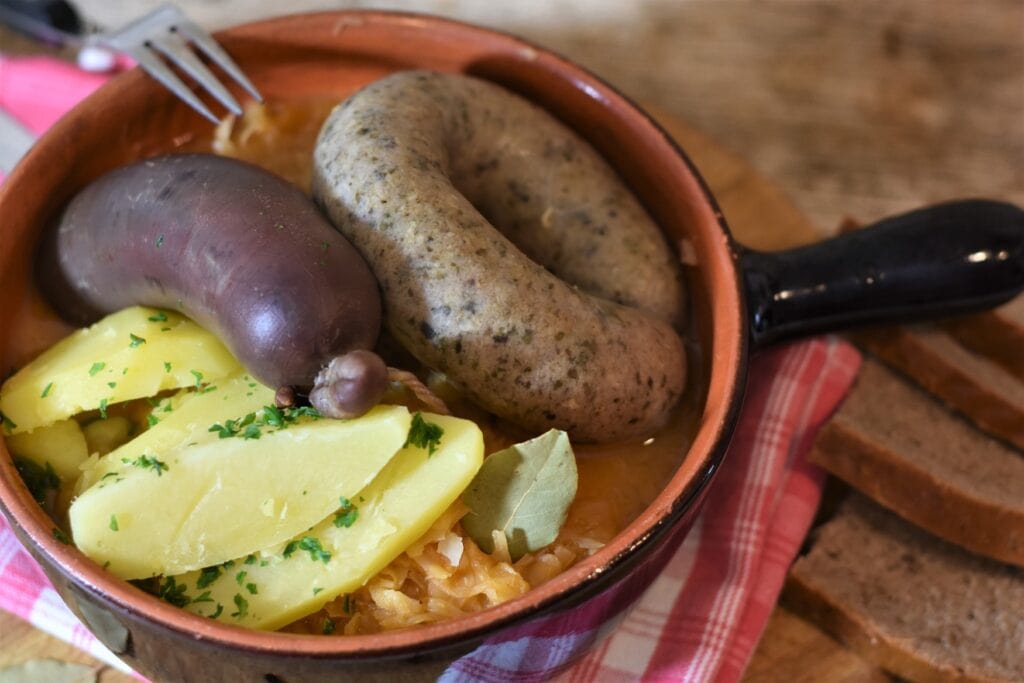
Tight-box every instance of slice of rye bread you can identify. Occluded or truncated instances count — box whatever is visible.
[811,359,1024,567]
[943,295,1024,381]
[785,494,1024,683]
[850,325,1024,450]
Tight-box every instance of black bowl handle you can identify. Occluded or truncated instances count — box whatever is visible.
[740,199,1024,351]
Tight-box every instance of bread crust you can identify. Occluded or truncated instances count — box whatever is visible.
[943,297,1024,381]
[851,327,1024,450]
[784,572,1012,683]
[811,424,1024,567]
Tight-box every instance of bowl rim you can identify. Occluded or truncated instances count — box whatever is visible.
[0,8,748,659]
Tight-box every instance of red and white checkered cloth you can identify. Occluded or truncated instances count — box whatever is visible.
[0,55,862,682]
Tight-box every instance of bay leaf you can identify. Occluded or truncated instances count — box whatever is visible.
[461,429,577,561]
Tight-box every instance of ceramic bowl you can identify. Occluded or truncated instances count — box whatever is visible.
[1,10,1021,683]
[0,11,741,681]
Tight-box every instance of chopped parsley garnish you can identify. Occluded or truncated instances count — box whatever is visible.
[101,472,119,480]
[261,405,285,428]
[190,369,204,387]
[244,554,257,565]
[128,333,146,348]
[52,528,71,545]
[241,424,262,440]
[155,234,165,248]
[14,458,59,505]
[146,414,160,428]
[209,603,224,619]
[246,583,258,595]
[121,454,168,476]
[163,361,172,373]
[298,536,331,563]
[283,541,299,558]
[148,311,168,322]
[209,412,256,439]
[109,515,119,531]
[107,381,117,389]
[208,405,322,440]
[1,411,16,433]
[289,406,321,420]
[88,362,106,376]
[98,398,109,419]
[40,382,54,398]
[193,591,214,604]
[196,566,222,589]
[145,397,174,417]
[405,412,444,455]
[231,594,248,619]
[158,577,190,607]
[333,497,359,528]
[313,587,323,596]
[209,421,238,439]
[235,571,247,586]
[322,617,335,634]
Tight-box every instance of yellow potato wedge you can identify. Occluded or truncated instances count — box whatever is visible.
[175,413,483,630]
[82,416,135,456]
[0,307,238,434]
[76,372,274,493]
[70,405,412,580]
[5,419,88,482]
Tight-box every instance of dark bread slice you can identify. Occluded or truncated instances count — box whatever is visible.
[851,326,1024,449]
[811,359,1024,567]
[944,295,1024,381]
[786,494,1024,683]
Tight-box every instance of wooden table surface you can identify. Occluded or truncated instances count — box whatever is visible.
[2,1,1021,680]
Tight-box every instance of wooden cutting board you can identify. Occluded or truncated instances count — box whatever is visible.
[0,110,874,681]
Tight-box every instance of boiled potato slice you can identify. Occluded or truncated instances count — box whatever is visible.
[176,413,483,630]
[0,307,239,434]
[5,419,88,481]
[82,416,135,456]
[70,405,412,579]
[77,372,274,493]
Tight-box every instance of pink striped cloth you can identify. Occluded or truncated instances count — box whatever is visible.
[0,55,862,682]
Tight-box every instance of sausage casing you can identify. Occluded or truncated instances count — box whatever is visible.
[313,72,687,441]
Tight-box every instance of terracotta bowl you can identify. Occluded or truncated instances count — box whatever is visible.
[0,11,741,681]
[1,10,1021,683]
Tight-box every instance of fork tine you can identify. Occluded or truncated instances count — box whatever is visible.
[129,44,219,124]
[149,31,242,116]
[175,20,263,103]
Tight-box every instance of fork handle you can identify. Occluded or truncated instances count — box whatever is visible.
[0,0,84,45]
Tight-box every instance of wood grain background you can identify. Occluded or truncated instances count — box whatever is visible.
[70,0,1024,236]
[1,0,1021,680]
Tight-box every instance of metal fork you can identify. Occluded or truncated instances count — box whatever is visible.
[96,3,262,123]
